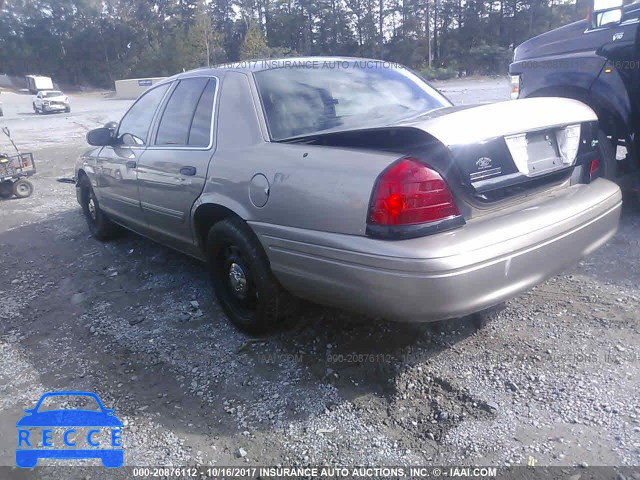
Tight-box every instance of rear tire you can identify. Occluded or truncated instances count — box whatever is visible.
[78,175,120,240]
[0,180,13,198]
[207,217,286,335]
[12,179,33,198]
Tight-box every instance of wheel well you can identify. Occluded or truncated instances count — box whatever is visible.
[527,86,639,167]
[528,87,624,140]
[76,169,88,181]
[193,203,242,253]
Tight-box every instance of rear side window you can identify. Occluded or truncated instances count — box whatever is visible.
[118,83,170,145]
[188,80,217,146]
[155,77,217,147]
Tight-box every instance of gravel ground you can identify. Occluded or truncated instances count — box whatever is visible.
[0,78,638,476]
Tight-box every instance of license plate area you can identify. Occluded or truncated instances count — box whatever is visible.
[505,130,563,177]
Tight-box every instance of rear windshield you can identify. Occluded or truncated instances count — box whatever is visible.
[42,91,63,97]
[255,63,451,141]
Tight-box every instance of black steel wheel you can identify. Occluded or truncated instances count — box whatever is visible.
[207,217,286,335]
[78,175,120,240]
[12,179,33,198]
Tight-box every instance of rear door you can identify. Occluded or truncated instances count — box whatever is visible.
[136,76,218,247]
[95,83,171,228]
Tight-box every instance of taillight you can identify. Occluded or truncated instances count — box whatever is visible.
[367,157,464,239]
[589,158,600,181]
[510,75,521,100]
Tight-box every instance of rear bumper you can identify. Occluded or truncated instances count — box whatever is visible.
[252,179,622,322]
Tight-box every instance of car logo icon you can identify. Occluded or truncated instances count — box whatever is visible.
[476,157,492,169]
[15,391,123,468]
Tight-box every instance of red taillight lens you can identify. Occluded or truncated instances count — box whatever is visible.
[589,158,600,180]
[369,157,461,226]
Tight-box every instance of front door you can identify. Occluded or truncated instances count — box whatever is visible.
[95,83,171,228]
[136,77,218,247]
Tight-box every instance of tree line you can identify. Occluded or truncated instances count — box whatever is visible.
[0,0,587,88]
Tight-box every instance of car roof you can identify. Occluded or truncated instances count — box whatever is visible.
[167,56,404,81]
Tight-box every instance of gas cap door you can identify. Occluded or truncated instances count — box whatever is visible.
[249,173,270,208]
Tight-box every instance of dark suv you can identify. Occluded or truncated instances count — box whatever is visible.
[510,0,640,178]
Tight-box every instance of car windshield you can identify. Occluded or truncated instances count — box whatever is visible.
[42,91,63,97]
[37,395,101,412]
[254,62,451,141]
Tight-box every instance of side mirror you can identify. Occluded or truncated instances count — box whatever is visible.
[595,8,623,27]
[593,0,622,10]
[592,0,623,27]
[87,127,113,146]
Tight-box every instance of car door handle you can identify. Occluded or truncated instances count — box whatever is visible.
[126,160,137,169]
[180,166,196,176]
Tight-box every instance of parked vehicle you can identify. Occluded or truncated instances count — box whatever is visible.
[510,0,639,179]
[0,127,35,199]
[32,90,70,114]
[75,57,622,334]
[25,75,53,94]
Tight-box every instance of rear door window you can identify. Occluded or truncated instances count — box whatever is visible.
[155,77,216,147]
[188,79,217,146]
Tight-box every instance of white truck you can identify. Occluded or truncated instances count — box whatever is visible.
[32,90,71,114]
[25,75,53,94]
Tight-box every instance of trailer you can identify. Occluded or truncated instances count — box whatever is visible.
[25,75,53,94]
[0,127,35,199]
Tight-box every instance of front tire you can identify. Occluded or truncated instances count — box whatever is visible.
[207,218,286,335]
[78,175,120,240]
[12,179,33,198]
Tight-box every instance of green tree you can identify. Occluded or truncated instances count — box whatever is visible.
[240,22,270,59]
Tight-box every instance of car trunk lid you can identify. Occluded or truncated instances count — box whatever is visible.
[399,97,598,202]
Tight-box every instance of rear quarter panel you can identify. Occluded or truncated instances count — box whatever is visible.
[195,71,403,236]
